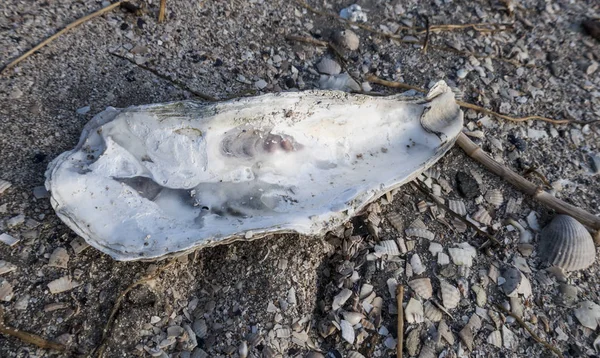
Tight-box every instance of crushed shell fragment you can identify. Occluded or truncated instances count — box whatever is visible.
[409,278,433,299]
[440,280,460,309]
[48,276,81,294]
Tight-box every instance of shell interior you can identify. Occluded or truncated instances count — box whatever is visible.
[46,83,463,260]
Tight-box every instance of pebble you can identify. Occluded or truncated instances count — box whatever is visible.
[254,80,268,90]
[457,69,469,79]
[456,172,480,199]
[6,214,25,228]
[76,106,91,115]
[33,186,49,199]
[0,233,20,247]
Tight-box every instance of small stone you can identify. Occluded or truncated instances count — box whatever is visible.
[255,80,268,90]
[457,69,469,79]
[587,61,599,75]
[0,280,14,301]
[76,106,91,115]
[7,214,25,228]
[456,172,480,199]
[0,233,20,246]
[333,29,360,50]
[33,186,50,199]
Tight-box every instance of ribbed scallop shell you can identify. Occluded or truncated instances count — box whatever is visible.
[485,189,504,207]
[0,179,11,195]
[538,215,596,271]
[409,278,433,299]
[405,228,435,241]
[424,301,443,322]
[440,280,460,309]
[505,197,522,215]
[448,199,467,216]
[451,217,467,233]
[316,57,342,75]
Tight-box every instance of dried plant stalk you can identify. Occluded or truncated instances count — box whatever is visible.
[158,0,167,23]
[397,285,404,358]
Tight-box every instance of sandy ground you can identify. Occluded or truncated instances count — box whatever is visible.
[1,0,600,357]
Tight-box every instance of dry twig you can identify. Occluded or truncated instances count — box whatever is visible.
[396,285,404,358]
[0,322,66,352]
[91,260,177,358]
[422,17,431,54]
[158,0,167,23]
[110,52,218,101]
[495,304,564,358]
[1,1,124,74]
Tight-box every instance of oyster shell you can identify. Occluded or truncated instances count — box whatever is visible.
[538,215,596,271]
[46,84,463,260]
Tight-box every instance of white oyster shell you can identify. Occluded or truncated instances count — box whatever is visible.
[46,83,463,260]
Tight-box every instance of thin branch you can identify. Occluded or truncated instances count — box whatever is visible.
[422,16,431,54]
[109,52,218,102]
[158,0,167,23]
[421,23,513,34]
[495,304,564,358]
[396,285,404,358]
[0,324,66,352]
[1,1,124,74]
[457,133,600,230]
[91,260,177,358]
[365,74,427,93]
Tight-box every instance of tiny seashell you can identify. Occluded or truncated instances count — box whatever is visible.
[386,212,404,231]
[451,217,467,232]
[0,179,11,195]
[47,276,81,294]
[424,301,443,322]
[437,252,450,266]
[484,189,504,206]
[70,237,90,255]
[428,242,443,256]
[512,256,531,273]
[340,319,355,344]
[276,327,292,338]
[437,178,453,193]
[440,280,460,309]
[0,261,17,276]
[406,327,423,356]
[0,280,14,301]
[487,330,502,348]
[504,197,522,215]
[418,344,436,358]
[405,228,435,241]
[410,254,426,275]
[472,206,492,225]
[0,233,20,247]
[417,200,429,213]
[369,297,383,327]
[374,240,400,256]
[502,325,518,351]
[409,278,433,299]
[409,217,427,229]
[316,57,341,75]
[538,215,596,271]
[332,288,353,310]
[360,283,373,299]
[405,298,425,324]
[342,311,364,325]
[448,199,467,216]
[573,301,600,330]
[437,320,455,345]
[405,263,413,279]
[346,352,366,358]
[48,247,70,268]
[333,29,360,51]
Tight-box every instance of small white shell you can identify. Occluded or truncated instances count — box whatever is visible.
[484,189,504,207]
[342,311,365,325]
[437,252,450,266]
[432,184,442,197]
[573,301,600,330]
[340,320,355,344]
[472,206,492,225]
[47,276,81,294]
[0,179,11,195]
[410,254,426,275]
[0,261,17,275]
[487,330,502,348]
[387,278,398,298]
[332,288,353,310]
[374,240,400,256]
[48,247,70,269]
[424,301,443,322]
[538,215,596,272]
[405,228,435,241]
[405,298,425,324]
[471,284,487,307]
[440,280,460,309]
[501,267,522,297]
[0,280,13,301]
[316,57,342,75]
[409,278,433,299]
[459,325,474,351]
[437,178,453,193]
[448,199,467,216]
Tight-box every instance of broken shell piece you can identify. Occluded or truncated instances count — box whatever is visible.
[46,84,463,260]
[359,283,373,299]
[0,280,13,301]
[48,276,81,294]
[472,206,492,225]
[386,212,403,231]
[502,325,518,351]
[347,352,365,358]
[440,280,460,309]
[316,58,341,75]
[0,261,17,275]
[405,228,435,240]
[418,344,436,358]
[538,215,596,272]
[451,217,467,233]
[459,325,474,351]
[406,327,422,356]
[448,199,466,216]
[428,242,443,256]
[448,243,476,267]
[405,298,425,323]
[319,73,361,91]
[342,311,364,325]
[409,278,433,299]
[387,278,398,298]
[374,240,400,256]
[424,301,443,322]
[340,320,355,344]
[48,247,70,268]
[506,218,533,244]
[0,233,20,247]
[487,330,502,348]
[437,252,450,265]
[573,301,600,330]
[411,254,426,275]
[484,189,503,207]
[332,288,353,310]
[438,320,454,345]
[0,179,11,195]
[471,284,487,307]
